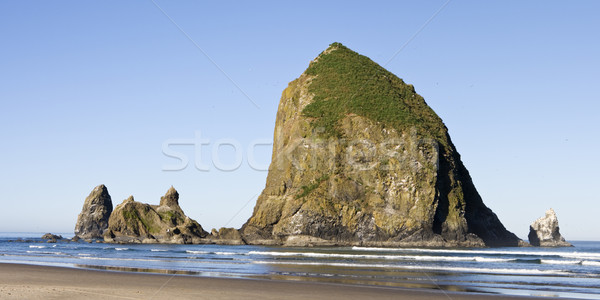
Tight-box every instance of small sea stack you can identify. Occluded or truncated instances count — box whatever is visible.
[74,184,113,239]
[528,208,572,247]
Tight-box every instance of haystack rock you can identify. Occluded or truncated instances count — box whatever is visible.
[528,208,572,247]
[74,184,113,239]
[103,187,208,244]
[241,43,524,247]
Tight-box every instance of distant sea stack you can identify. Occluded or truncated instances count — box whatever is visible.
[241,43,523,247]
[74,184,113,239]
[528,208,572,247]
[103,187,209,244]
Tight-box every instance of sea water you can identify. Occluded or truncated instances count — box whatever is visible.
[1,233,599,299]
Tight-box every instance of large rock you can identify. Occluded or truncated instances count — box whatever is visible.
[209,227,246,245]
[103,187,208,244]
[74,184,113,239]
[41,233,63,243]
[241,43,524,247]
[41,233,63,240]
[528,208,572,247]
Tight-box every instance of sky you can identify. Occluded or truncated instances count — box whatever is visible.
[0,1,598,241]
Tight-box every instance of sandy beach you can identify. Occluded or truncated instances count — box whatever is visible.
[0,263,553,300]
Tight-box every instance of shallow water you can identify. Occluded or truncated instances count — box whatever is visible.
[1,233,599,299]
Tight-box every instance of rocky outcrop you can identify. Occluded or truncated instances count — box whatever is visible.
[103,187,209,244]
[41,233,63,240]
[41,233,63,243]
[241,43,523,247]
[210,227,245,245]
[528,208,572,247]
[74,184,113,239]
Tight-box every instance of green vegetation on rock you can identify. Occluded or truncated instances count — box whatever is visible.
[303,42,446,142]
[104,188,208,244]
[297,174,330,199]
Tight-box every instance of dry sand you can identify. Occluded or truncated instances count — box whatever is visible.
[0,263,546,299]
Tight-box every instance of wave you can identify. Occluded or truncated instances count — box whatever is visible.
[214,252,243,256]
[28,245,46,249]
[541,259,582,265]
[582,260,600,267]
[248,251,513,263]
[150,249,168,252]
[186,250,210,255]
[184,250,245,256]
[115,248,129,251]
[351,246,600,260]
[26,250,67,255]
[253,260,573,276]
[514,258,542,264]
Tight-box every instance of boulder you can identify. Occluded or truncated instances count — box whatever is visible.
[41,233,63,243]
[74,184,113,239]
[528,208,572,247]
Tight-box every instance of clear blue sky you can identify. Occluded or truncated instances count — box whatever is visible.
[1,1,598,240]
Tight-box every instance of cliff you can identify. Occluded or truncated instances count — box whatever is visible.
[74,184,113,239]
[241,43,523,247]
[103,187,209,244]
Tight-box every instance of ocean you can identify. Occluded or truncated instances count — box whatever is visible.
[1,233,599,299]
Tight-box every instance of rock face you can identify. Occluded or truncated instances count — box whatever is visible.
[104,187,208,244]
[241,43,523,247]
[74,184,113,239]
[210,227,245,245]
[528,208,572,247]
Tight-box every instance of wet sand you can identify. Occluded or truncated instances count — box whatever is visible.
[0,263,550,299]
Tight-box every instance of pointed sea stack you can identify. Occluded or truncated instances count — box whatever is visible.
[528,208,572,247]
[241,43,523,247]
[104,187,208,244]
[160,186,181,210]
[74,184,113,239]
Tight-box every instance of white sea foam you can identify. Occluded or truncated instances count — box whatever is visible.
[115,248,129,251]
[186,250,210,255]
[214,252,242,256]
[253,260,572,276]
[351,246,600,260]
[582,260,600,267]
[28,245,46,249]
[26,250,67,255]
[560,253,600,260]
[541,259,582,265]
[150,249,168,252]
[248,251,513,263]
[474,257,513,263]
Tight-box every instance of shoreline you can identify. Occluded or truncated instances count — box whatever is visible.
[0,263,560,299]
